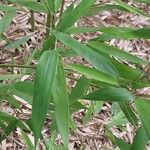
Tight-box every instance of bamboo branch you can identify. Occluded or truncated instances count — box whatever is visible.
[46,13,51,38]
[30,10,35,32]
[59,0,65,18]
[0,64,36,69]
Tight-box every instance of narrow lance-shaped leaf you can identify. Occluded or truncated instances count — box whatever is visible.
[47,0,55,12]
[114,0,148,17]
[105,128,131,150]
[69,76,90,104]
[55,0,63,12]
[88,41,147,65]
[130,126,148,150]
[0,5,16,11]
[83,87,134,102]
[0,111,29,130]
[31,50,59,145]
[85,4,129,16]
[119,101,138,126]
[135,0,150,5]
[91,27,150,41]
[21,129,34,150]
[53,62,69,149]
[51,29,119,77]
[67,64,118,86]
[57,0,96,31]
[4,35,30,49]
[0,119,18,142]
[0,9,16,33]
[135,98,150,140]
[8,0,48,13]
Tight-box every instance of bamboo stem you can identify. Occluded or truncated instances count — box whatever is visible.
[46,13,51,38]
[0,64,36,69]
[30,10,35,32]
[59,0,65,18]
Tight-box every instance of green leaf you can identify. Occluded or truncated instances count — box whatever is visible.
[130,126,148,150]
[7,95,21,109]
[21,129,34,150]
[135,0,150,5]
[55,0,63,12]
[66,27,102,34]
[107,111,128,128]
[0,119,18,142]
[51,30,119,77]
[0,9,16,33]
[92,27,150,40]
[4,35,30,49]
[83,87,134,102]
[70,101,87,113]
[0,111,28,130]
[83,101,103,124]
[130,28,150,39]
[0,74,23,80]
[47,0,55,12]
[57,0,96,31]
[114,0,148,17]
[115,137,131,150]
[85,4,129,16]
[0,5,16,11]
[53,63,69,149]
[11,81,34,105]
[135,98,150,139]
[69,76,90,104]
[8,0,48,13]
[105,128,131,150]
[111,59,141,80]
[67,64,118,86]
[119,101,138,126]
[31,50,59,145]
[88,41,147,65]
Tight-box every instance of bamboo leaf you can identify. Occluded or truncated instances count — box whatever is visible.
[4,35,30,49]
[31,50,59,145]
[69,76,90,104]
[55,0,63,12]
[21,129,34,150]
[88,41,147,65]
[51,29,119,77]
[91,27,150,41]
[67,64,118,86]
[114,0,148,17]
[57,0,96,31]
[0,119,18,142]
[47,0,55,12]
[0,5,16,11]
[85,4,129,16]
[135,98,150,139]
[83,87,134,102]
[8,0,48,12]
[119,101,138,126]
[135,0,150,5]
[53,63,69,149]
[0,111,28,130]
[0,74,23,80]
[130,126,148,150]
[0,9,16,33]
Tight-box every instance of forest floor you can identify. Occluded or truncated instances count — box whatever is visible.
[0,0,150,149]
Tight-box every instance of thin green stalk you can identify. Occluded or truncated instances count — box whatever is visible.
[46,13,51,38]
[59,0,65,18]
[0,64,36,69]
[30,10,35,32]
